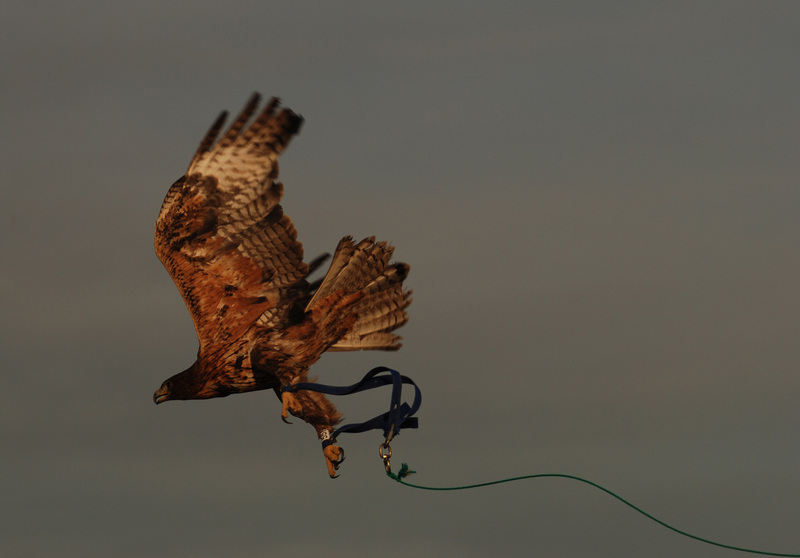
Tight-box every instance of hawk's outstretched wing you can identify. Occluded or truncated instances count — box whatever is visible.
[155,94,307,353]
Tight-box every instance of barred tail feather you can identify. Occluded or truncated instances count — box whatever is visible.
[306,237,411,351]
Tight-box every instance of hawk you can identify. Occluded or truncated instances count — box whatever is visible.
[152,94,412,477]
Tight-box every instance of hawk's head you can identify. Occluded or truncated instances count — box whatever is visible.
[153,363,202,404]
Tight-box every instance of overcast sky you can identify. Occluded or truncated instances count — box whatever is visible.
[2,2,799,557]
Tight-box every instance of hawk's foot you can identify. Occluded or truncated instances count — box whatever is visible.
[281,391,304,423]
[323,443,345,478]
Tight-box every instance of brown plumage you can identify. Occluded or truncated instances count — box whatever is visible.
[153,93,411,477]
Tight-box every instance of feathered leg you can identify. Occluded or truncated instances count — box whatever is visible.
[277,381,344,477]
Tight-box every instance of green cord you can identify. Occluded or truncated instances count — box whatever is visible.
[387,464,799,557]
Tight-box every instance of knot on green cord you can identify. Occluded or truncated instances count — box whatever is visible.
[387,462,416,481]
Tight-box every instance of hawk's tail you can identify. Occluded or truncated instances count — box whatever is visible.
[306,236,411,351]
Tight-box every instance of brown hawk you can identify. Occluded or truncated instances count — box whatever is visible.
[152,93,412,477]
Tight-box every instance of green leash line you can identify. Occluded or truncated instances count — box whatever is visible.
[386,464,799,557]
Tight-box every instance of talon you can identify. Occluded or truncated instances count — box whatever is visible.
[323,444,344,478]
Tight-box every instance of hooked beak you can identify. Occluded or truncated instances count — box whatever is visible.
[153,385,170,405]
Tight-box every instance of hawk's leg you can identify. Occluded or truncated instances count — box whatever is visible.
[278,384,344,477]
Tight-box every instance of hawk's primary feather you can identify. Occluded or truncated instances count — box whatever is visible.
[153,94,411,477]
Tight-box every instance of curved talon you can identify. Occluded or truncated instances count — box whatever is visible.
[323,444,344,478]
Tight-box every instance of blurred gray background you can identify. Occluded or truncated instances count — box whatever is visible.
[1,1,798,556]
